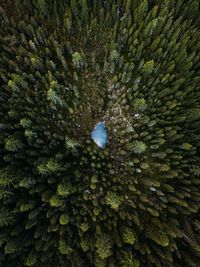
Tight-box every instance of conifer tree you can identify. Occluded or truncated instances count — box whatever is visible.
[0,0,200,266]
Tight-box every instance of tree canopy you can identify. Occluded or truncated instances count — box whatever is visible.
[0,0,200,266]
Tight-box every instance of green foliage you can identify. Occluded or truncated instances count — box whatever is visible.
[181,143,192,150]
[0,208,14,227]
[58,239,73,255]
[35,0,47,15]
[59,214,69,225]
[5,137,23,152]
[142,60,155,74]
[144,18,159,36]
[57,182,76,197]
[20,202,35,212]
[49,195,63,207]
[36,158,63,175]
[105,191,122,210]
[72,52,83,69]
[20,118,32,128]
[64,9,72,31]
[122,227,136,244]
[137,0,148,19]
[133,98,147,111]
[132,141,146,154]
[4,241,18,254]
[65,137,79,151]
[80,222,90,232]
[110,50,120,63]
[95,234,112,259]
[120,251,140,267]
[47,80,65,108]
[7,74,28,91]
[25,252,37,266]
[146,225,169,247]
[187,108,200,121]
[192,166,200,177]
[0,0,200,266]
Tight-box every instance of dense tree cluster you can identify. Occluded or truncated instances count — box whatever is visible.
[0,0,200,266]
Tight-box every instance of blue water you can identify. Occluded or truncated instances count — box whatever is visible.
[91,122,107,148]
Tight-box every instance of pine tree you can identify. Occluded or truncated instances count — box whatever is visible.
[0,0,200,266]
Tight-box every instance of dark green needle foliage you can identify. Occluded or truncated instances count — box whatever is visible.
[0,0,200,266]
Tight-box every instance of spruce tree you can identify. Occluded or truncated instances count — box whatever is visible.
[0,0,200,266]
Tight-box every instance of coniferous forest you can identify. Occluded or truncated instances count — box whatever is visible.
[0,0,200,266]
